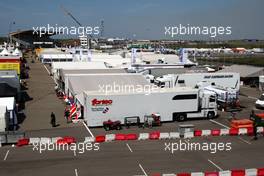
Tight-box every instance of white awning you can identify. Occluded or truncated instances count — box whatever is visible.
[0,97,15,111]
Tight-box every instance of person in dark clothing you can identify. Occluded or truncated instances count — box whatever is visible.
[250,110,255,120]
[253,120,258,140]
[64,109,70,123]
[50,112,56,127]
[251,110,258,140]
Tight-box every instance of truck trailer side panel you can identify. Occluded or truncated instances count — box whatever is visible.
[84,89,199,127]
[176,72,240,90]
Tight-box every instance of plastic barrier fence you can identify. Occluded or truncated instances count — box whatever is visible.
[152,167,264,176]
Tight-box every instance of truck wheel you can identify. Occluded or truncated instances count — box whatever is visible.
[178,114,186,122]
[104,126,110,131]
[207,112,215,119]
[172,113,178,121]
[116,125,122,130]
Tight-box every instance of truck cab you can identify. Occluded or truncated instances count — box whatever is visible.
[255,94,264,109]
[172,90,218,121]
[155,74,177,88]
[199,90,218,118]
[199,90,217,109]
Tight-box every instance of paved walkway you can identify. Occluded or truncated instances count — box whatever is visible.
[20,52,77,131]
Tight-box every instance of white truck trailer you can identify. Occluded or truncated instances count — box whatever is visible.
[0,106,8,132]
[0,98,24,144]
[83,87,217,127]
[155,72,240,91]
[203,86,239,109]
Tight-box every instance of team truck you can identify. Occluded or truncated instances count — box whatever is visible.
[154,72,240,91]
[83,87,218,127]
[196,82,239,110]
[0,99,25,145]
[203,86,239,110]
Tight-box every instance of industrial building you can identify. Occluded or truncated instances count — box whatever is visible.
[57,68,127,90]
[9,30,57,48]
[65,73,151,106]
[217,65,264,86]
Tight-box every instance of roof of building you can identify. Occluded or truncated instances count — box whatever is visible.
[51,62,107,72]
[0,71,20,91]
[60,68,127,82]
[144,67,207,77]
[217,65,264,77]
[0,83,17,98]
[67,74,151,104]
[0,48,11,56]
[10,30,57,37]
[40,54,73,59]
[84,86,196,96]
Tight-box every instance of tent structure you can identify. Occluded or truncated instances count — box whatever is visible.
[0,48,11,56]
[66,74,151,105]
[217,65,264,78]
[12,48,22,57]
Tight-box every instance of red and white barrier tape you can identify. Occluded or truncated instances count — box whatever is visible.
[84,127,264,143]
[152,167,264,176]
[15,127,264,146]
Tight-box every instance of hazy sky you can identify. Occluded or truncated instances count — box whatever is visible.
[0,0,263,40]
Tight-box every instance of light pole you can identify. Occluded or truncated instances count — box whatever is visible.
[8,21,15,44]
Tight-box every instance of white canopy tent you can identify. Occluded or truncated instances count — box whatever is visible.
[0,97,17,129]
[0,48,11,56]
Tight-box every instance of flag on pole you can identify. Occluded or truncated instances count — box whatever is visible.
[179,48,188,64]
[87,50,92,62]
[131,48,137,64]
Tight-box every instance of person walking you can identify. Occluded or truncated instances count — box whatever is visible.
[50,112,56,127]
[251,110,259,140]
[253,118,258,140]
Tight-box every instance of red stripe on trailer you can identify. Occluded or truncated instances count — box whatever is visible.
[70,105,76,113]
[70,105,77,117]
[0,59,20,62]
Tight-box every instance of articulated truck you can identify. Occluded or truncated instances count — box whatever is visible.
[155,72,240,91]
[83,87,218,127]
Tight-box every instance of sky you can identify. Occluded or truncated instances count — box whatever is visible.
[0,0,263,40]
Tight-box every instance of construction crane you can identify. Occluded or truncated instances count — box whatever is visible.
[60,5,97,48]
[60,5,82,26]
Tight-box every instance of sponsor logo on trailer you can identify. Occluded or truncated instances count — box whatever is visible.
[91,99,112,113]
[91,99,113,106]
